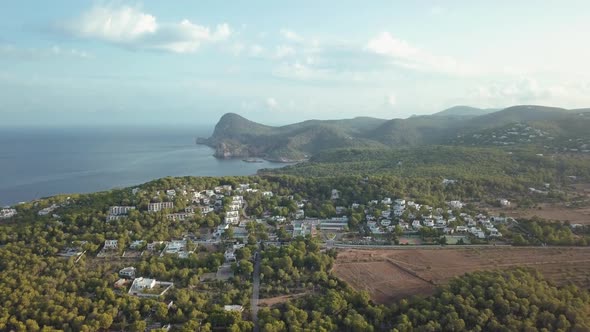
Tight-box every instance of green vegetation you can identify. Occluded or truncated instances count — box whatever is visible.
[259,238,335,298]
[263,146,590,206]
[200,106,590,161]
[501,217,590,246]
[1,156,589,330]
[259,268,590,331]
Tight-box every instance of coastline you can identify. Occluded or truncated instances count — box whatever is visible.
[0,128,286,207]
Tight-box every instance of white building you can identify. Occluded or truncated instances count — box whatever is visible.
[131,277,156,290]
[129,240,145,250]
[224,305,244,313]
[147,241,165,251]
[0,208,17,219]
[226,211,239,218]
[499,199,511,207]
[295,209,305,219]
[166,213,195,221]
[119,267,136,279]
[104,240,118,250]
[38,204,58,216]
[319,217,348,231]
[331,189,340,200]
[200,206,214,214]
[449,201,463,209]
[109,206,135,216]
[148,202,174,212]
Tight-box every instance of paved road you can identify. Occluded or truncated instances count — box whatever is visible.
[329,243,590,250]
[251,250,261,332]
[242,200,249,219]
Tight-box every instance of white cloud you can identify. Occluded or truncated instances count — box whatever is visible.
[249,44,264,57]
[366,32,478,76]
[63,5,231,53]
[274,45,295,58]
[273,61,325,80]
[280,29,303,43]
[266,97,279,109]
[386,94,397,107]
[470,78,590,108]
[0,44,92,60]
[70,5,157,42]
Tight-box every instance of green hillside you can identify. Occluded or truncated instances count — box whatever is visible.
[199,105,590,161]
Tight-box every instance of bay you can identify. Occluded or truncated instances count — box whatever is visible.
[0,126,285,206]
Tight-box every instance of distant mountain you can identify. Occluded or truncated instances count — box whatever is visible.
[433,105,499,118]
[198,105,590,161]
[198,114,389,161]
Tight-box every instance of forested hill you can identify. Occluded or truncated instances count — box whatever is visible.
[198,105,590,161]
[197,113,390,161]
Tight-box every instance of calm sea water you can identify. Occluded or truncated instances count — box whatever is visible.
[0,126,285,206]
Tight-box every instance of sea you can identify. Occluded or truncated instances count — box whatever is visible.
[0,126,286,206]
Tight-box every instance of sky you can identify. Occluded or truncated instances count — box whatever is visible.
[1,1,590,126]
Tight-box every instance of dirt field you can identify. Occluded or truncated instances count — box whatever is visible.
[332,247,590,304]
[259,292,307,307]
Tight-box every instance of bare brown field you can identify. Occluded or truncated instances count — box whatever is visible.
[259,292,308,307]
[332,247,590,304]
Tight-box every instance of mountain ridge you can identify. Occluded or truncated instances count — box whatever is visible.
[198,105,590,161]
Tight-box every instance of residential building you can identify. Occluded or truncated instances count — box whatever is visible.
[148,202,174,212]
[119,267,136,279]
[0,208,17,219]
[394,199,406,206]
[38,204,58,216]
[106,215,124,222]
[224,305,244,313]
[319,217,349,231]
[128,277,174,297]
[147,241,165,251]
[449,200,463,209]
[166,213,195,221]
[104,240,118,250]
[331,189,340,200]
[109,206,135,215]
[200,206,214,214]
[129,240,145,250]
[294,209,305,219]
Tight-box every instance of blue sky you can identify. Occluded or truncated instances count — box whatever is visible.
[1,1,590,126]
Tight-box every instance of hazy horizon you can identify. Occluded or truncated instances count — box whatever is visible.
[2,1,590,126]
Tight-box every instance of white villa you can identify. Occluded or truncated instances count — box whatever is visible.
[119,267,136,279]
[128,277,173,297]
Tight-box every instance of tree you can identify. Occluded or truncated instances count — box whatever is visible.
[238,259,254,277]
